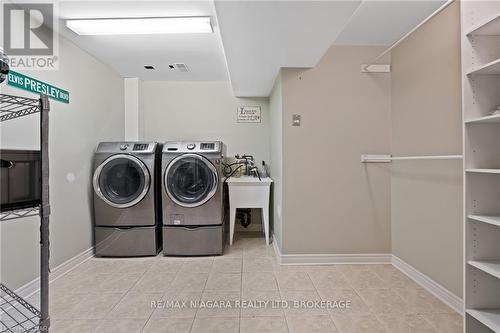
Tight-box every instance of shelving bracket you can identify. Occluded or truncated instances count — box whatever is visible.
[361,64,391,73]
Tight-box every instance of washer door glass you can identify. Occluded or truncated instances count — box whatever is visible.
[94,155,150,208]
[166,154,217,207]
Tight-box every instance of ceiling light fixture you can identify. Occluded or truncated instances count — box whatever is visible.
[66,17,212,35]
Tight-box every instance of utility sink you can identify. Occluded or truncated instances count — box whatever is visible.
[225,175,273,184]
[225,176,273,245]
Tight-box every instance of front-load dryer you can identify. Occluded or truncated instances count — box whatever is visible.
[162,141,225,256]
[93,142,162,256]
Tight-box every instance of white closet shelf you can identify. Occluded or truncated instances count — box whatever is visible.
[466,309,500,332]
[466,169,500,174]
[468,215,500,228]
[467,58,500,75]
[463,4,500,332]
[465,114,500,124]
[466,12,500,36]
[468,260,500,279]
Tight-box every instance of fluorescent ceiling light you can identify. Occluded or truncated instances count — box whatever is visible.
[66,17,212,35]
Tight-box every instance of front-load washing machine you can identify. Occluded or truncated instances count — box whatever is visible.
[93,142,162,256]
[162,141,225,256]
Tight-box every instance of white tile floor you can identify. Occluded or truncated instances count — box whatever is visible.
[30,233,463,333]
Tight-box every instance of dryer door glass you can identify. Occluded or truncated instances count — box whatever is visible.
[95,155,150,208]
[166,154,217,208]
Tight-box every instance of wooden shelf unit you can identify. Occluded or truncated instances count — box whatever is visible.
[467,58,500,75]
[462,2,500,332]
[468,260,500,280]
[466,309,500,332]
[464,114,500,124]
[468,215,500,228]
[466,169,500,174]
[466,13,500,36]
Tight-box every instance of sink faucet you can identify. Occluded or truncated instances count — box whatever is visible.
[235,154,255,176]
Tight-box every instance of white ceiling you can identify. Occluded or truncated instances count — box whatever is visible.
[214,1,361,97]
[335,0,447,45]
[215,0,446,96]
[58,1,229,81]
[57,0,447,96]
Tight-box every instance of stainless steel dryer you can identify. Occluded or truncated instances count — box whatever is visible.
[162,141,225,256]
[93,142,162,256]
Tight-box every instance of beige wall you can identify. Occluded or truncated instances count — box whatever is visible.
[280,45,392,254]
[140,81,269,166]
[269,74,283,249]
[0,36,125,289]
[391,2,463,297]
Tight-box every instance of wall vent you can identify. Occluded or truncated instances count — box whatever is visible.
[170,63,190,72]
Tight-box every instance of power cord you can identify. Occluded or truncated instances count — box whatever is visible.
[223,164,243,183]
[222,162,241,177]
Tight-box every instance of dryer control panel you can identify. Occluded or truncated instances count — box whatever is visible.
[96,142,156,154]
[200,143,215,150]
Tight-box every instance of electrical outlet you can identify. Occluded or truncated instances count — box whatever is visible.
[292,114,301,126]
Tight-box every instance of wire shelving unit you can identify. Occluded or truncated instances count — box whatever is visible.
[0,284,41,332]
[0,95,41,122]
[0,207,40,222]
[0,93,50,332]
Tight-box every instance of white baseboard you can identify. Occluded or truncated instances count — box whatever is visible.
[392,255,464,315]
[279,253,393,265]
[15,246,94,299]
[271,234,391,265]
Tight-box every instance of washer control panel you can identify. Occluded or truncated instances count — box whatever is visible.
[133,143,149,151]
[163,141,223,154]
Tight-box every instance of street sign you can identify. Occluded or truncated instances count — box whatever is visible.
[6,70,69,104]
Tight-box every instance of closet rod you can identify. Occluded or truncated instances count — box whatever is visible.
[361,154,463,163]
[361,0,454,72]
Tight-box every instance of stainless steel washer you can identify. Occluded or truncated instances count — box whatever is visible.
[93,142,162,256]
[162,141,225,256]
